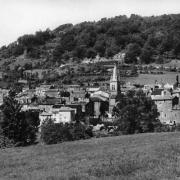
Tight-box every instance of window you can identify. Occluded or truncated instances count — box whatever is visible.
[112,85,115,91]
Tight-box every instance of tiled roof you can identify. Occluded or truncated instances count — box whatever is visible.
[151,89,163,95]
[90,95,108,102]
[59,106,74,111]
[40,111,52,116]
[151,95,172,101]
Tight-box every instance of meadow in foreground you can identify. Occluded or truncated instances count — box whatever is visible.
[1,132,180,180]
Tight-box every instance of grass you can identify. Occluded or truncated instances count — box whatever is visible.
[1,132,180,179]
[125,72,178,85]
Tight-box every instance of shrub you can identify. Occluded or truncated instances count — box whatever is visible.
[89,118,102,126]
[175,123,180,131]
[0,135,14,148]
[154,124,170,132]
[41,119,93,145]
[71,123,92,140]
[41,120,72,144]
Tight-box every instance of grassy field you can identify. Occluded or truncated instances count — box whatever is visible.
[125,72,179,85]
[1,132,180,180]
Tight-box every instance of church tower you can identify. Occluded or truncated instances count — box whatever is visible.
[109,64,120,114]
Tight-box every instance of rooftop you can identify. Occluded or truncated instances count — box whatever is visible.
[151,89,164,96]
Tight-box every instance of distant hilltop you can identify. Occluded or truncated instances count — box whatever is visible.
[1,14,180,69]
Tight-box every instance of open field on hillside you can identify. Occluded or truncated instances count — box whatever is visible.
[0,55,46,70]
[125,72,179,85]
[1,132,180,179]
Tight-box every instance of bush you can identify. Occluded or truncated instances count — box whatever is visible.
[41,119,93,145]
[175,123,180,131]
[89,118,102,126]
[41,120,72,144]
[0,135,14,148]
[154,124,170,132]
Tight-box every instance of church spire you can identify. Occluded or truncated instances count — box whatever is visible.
[109,64,120,114]
[111,64,118,82]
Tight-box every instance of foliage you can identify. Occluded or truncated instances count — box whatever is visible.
[1,90,40,146]
[0,135,14,149]
[2,14,180,63]
[51,14,180,63]
[40,119,72,144]
[60,91,70,97]
[41,119,92,145]
[140,44,154,64]
[125,43,141,63]
[18,30,53,49]
[175,123,180,131]
[154,124,171,132]
[113,90,161,134]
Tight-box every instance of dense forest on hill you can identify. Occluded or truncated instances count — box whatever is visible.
[1,14,180,65]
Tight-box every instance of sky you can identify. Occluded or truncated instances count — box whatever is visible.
[0,0,180,47]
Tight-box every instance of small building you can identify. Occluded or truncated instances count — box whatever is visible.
[86,87,100,94]
[52,106,75,123]
[45,89,60,98]
[35,85,53,97]
[39,106,76,125]
[63,84,81,92]
[23,69,50,80]
[70,88,86,103]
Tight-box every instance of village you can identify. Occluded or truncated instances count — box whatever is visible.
[0,58,180,134]
[2,1,180,179]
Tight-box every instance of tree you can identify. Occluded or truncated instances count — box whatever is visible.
[61,31,76,51]
[174,40,180,57]
[140,44,154,64]
[86,48,96,58]
[100,101,109,116]
[125,43,141,63]
[2,14,180,64]
[1,90,39,145]
[53,44,64,62]
[113,90,160,134]
[94,35,106,57]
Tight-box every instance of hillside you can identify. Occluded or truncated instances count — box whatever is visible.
[1,14,180,70]
[1,132,180,179]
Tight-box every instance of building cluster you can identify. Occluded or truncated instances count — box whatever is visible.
[0,64,180,127]
[82,52,125,64]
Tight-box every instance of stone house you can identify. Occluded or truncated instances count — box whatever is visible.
[39,106,75,125]
[151,88,180,124]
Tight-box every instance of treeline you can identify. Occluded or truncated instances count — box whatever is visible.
[0,29,54,59]
[1,14,180,64]
[53,14,180,64]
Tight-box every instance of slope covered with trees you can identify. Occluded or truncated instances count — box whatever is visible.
[1,14,180,66]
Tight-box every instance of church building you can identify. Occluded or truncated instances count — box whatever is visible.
[109,64,120,114]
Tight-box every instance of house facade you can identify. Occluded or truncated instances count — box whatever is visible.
[151,88,180,124]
